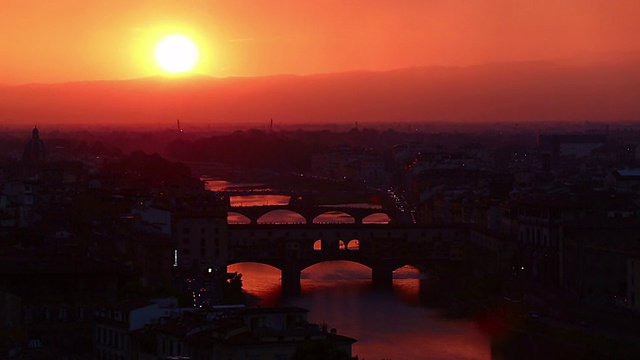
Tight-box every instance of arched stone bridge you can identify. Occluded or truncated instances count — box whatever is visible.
[228,204,397,225]
[227,223,468,295]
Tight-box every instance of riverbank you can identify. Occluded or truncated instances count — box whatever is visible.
[422,273,640,359]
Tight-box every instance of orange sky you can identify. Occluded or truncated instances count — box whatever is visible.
[2,0,640,84]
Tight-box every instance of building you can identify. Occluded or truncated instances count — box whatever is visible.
[311,146,387,184]
[560,216,640,306]
[173,193,228,273]
[538,133,607,159]
[0,291,24,357]
[628,257,640,312]
[95,298,181,360]
[130,307,356,360]
[22,126,46,164]
[605,169,640,194]
[514,191,638,287]
[0,246,131,356]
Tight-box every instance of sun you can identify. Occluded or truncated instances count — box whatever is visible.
[154,34,199,74]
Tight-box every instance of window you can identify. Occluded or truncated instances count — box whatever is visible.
[23,307,33,324]
[59,306,67,321]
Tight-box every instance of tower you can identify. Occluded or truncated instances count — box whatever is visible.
[22,126,46,163]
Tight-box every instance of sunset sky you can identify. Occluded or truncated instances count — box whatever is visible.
[2,0,640,85]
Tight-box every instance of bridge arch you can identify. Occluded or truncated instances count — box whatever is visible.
[312,211,355,224]
[362,212,392,224]
[300,260,372,281]
[257,209,306,224]
[227,260,283,273]
[346,239,360,250]
[301,260,372,275]
[313,239,327,251]
[227,212,251,224]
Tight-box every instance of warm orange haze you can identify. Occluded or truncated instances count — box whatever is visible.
[3,0,640,84]
[1,0,640,126]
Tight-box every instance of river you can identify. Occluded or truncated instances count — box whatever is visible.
[204,178,491,359]
[228,262,491,360]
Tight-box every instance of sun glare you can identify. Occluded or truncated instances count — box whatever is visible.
[154,34,199,74]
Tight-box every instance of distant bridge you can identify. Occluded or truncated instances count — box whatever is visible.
[228,204,396,225]
[227,223,468,295]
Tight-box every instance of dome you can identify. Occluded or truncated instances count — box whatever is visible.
[22,126,46,163]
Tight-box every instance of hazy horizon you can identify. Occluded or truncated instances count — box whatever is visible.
[1,51,640,87]
[2,59,639,128]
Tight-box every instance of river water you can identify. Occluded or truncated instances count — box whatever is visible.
[228,262,491,360]
[204,178,491,359]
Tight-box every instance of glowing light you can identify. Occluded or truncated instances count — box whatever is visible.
[154,34,199,73]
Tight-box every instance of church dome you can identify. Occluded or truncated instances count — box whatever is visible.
[22,126,46,163]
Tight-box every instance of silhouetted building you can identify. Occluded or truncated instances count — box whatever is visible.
[514,191,638,287]
[538,133,607,158]
[95,298,180,360]
[128,307,356,360]
[22,126,46,163]
[0,246,131,356]
[0,292,24,357]
[173,193,228,273]
[628,257,640,312]
[561,216,640,306]
[605,169,640,194]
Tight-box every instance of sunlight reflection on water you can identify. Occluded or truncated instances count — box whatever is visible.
[228,262,490,360]
[221,188,489,360]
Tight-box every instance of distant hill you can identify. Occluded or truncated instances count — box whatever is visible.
[1,61,639,127]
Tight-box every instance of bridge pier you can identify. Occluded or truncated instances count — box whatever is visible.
[371,265,393,290]
[281,265,301,296]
